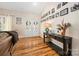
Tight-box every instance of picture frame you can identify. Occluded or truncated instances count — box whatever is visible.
[55,12,60,17]
[71,3,79,12]
[60,8,68,16]
[51,14,55,19]
[62,2,68,6]
[51,8,55,14]
[57,3,61,9]
[49,16,52,19]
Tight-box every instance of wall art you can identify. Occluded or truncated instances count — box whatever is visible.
[60,8,68,16]
[62,2,68,6]
[71,3,79,12]
[57,3,61,9]
[49,16,52,19]
[55,12,60,17]
[34,21,38,25]
[51,8,55,14]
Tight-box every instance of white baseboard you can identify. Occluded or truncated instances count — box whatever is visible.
[19,35,41,39]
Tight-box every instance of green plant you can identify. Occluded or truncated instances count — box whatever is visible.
[45,28,49,33]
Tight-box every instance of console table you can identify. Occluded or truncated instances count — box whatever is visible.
[43,32,72,56]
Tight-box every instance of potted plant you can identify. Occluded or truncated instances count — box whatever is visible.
[57,20,71,36]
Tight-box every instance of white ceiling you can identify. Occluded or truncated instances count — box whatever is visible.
[0,2,57,15]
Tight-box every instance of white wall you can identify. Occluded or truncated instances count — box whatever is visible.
[12,15,40,38]
[0,8,40,38]
[40,2,79,56]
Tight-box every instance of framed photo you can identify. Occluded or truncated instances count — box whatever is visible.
[49,16,52,19]
[71,3,79,12]
[51,14,55,19]
[51,8,55,14]
[34,21,38,25]
[55,12,60,17]
[57,3,61,9]
[62,2,68,6]
[60,8,68,16]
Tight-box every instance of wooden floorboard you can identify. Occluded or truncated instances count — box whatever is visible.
[11,36,59,56]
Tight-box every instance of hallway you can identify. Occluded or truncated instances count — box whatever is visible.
[11,37,59,56]
[0,2,79,56]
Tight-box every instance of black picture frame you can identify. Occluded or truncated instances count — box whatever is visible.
[71,3,79,12]
[62,2,68,6]
[51,14,55,19]
[57,3,61,9]
[26,21,28,26]
[60,8,68,16]
[51,8,55,14]
[55,12,60,17]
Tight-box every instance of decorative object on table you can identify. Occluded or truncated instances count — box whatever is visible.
[60,8,68,16]
[52,14,55,18]
[57,20,71,35]
[45,28,49,34]
[44,22,52,34]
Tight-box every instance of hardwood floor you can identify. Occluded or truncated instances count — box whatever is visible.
[11,36,59,56]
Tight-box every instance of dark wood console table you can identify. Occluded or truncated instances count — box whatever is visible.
[43,32,72,56]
